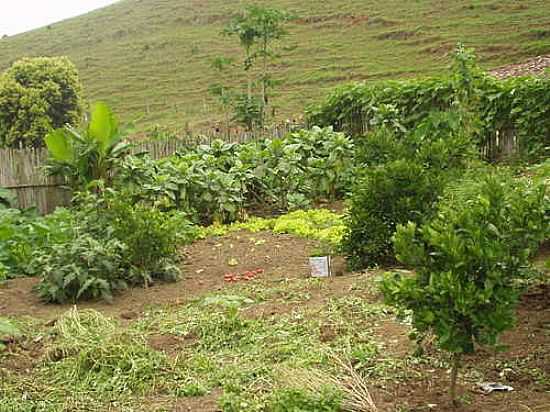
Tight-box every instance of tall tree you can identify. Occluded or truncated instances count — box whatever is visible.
[213,5,292,130]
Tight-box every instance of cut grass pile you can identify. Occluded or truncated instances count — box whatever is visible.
[0,276,407,411]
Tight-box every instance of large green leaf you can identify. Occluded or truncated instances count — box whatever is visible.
[45,129,74,163]
[88,102,120,152]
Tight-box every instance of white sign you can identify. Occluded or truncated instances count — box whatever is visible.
[309,256,331,278]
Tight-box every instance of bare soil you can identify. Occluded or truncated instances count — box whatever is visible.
[490,55,550,79]
[0,231,326,321]
[1,233,549,412]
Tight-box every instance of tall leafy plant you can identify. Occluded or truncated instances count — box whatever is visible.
[45,102,130,189]
[211,5,293,129]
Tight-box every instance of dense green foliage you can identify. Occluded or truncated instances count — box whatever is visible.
[120,126,353,224]
[0,57,82,148]
[45,102,131,189]
[308,58,550,162]
[0,207,74,281]
[382,171,548,401]
[342,111,476,269]
[33,189,193,303]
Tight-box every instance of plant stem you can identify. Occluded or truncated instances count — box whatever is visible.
[450,353,461,408]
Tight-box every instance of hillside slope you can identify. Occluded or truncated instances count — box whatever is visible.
[1,0,549,131]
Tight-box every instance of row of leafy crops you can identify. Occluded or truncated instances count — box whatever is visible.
[1,116,355,303]
[117,126,354,224]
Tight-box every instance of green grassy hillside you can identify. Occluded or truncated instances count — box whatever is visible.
[1,0,549,131]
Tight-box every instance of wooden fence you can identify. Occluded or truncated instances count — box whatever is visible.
[0,148,71,214]
[0,123,303,214]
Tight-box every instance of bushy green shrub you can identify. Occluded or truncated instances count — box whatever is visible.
[34,189,194,303]
[342,115,476,269]
[342,159,441,269]
[381,171,548,403]
[0,57,82,148]
[86,189,193,285]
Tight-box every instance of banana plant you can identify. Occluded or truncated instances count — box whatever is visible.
[45,102,130,190]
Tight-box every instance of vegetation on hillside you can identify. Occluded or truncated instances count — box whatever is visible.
[0,0,549,130]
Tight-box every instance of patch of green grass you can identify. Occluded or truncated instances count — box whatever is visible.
[0,0,549,131]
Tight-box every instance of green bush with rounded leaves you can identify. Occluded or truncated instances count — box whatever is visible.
[382,171,548,403]
[0,57,82,148]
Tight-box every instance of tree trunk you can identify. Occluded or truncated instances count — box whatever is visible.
[450,353,461,409]
[262,36,268,127]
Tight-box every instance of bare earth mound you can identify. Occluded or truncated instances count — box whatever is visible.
[490,55,550,79]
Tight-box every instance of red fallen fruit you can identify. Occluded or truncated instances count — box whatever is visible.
[224,273,239,282]
[255,268,264,274]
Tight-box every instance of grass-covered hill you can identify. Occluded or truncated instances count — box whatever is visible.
[1,0,549,131]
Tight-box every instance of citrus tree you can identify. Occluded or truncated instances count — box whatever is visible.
[382,171,548,405]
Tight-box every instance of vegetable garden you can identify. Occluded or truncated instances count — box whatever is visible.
[0,45,549,411]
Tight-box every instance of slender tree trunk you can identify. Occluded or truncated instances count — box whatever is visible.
[246,47,252,102]
[450,353,461,409]
[261,35,268,127]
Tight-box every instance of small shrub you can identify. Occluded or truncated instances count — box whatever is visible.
[381,171,548,404]
[34,234,128,303]
[342,159,441,269]
[88,190,192,285]
[343,111,476,270]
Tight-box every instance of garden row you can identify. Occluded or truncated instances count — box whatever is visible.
[0,113,354,303]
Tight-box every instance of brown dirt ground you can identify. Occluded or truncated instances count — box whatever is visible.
[1,234,549,412]
[0,230,330,321]
[489,55,550,79]
[378,285,550,412]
